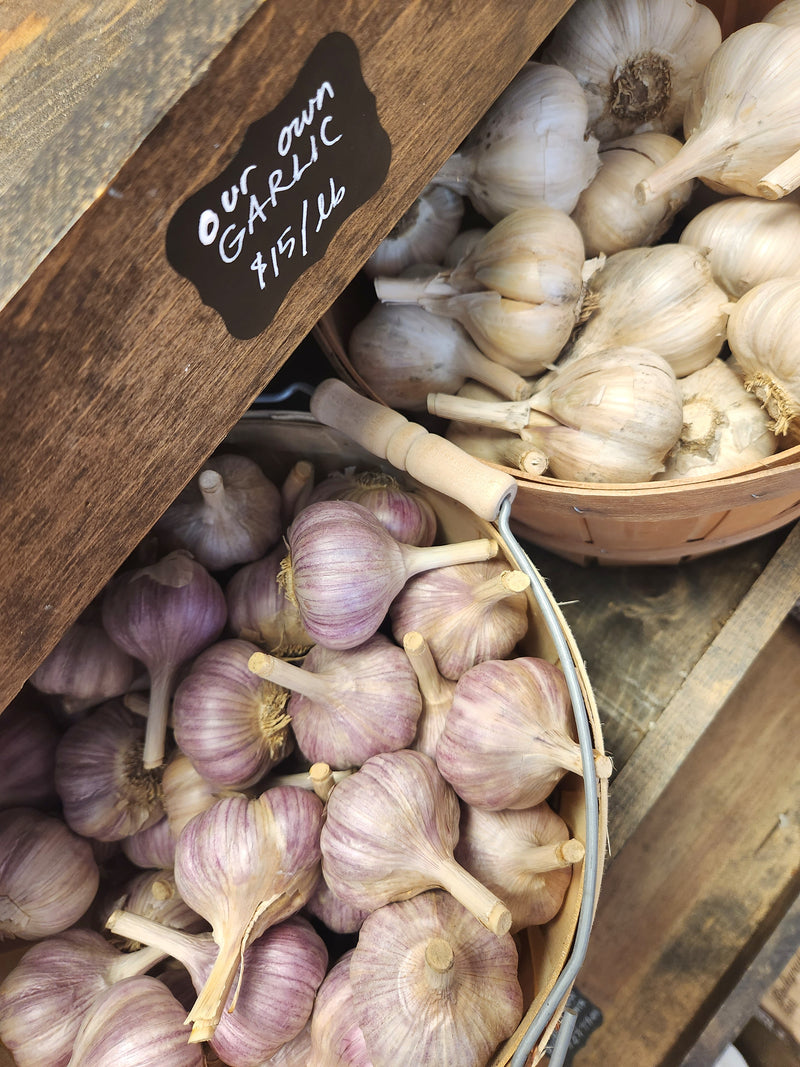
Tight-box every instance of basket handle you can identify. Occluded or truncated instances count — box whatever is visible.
[310,379,518,521]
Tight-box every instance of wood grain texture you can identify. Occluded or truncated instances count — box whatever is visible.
[0,0,574,712]
[572,616,800,1066]
[0,0,268,312]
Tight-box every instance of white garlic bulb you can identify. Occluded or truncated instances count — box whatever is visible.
[764,0,800,27]
[572,132,694,256]
[364,184,464,278]
[430,62,600,221]
[442,227,489,269]
[725,276,800,436]
[571,243,729,377]
[679,195,800,299]
[542,0,721,142]
[657,359,778,479]
[637,21,800,202]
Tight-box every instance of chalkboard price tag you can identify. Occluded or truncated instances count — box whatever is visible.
[166,32,392,340]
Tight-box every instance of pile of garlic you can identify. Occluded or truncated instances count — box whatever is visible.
[0,450,599,1067]
[349,0,800,483]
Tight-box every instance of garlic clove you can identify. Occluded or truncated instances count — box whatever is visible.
[349,890,523,1067]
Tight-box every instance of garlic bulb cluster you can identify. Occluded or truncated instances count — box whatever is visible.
[726,276,800,436]
[430,61,600,220]
[542,0,722,142]
[364,184,465,279]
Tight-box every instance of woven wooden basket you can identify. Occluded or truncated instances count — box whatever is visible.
[225,396,609,1065]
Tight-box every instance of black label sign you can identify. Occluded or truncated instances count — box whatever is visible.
[165,32,392,340]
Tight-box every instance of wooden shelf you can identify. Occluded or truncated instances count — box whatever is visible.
[0,0,574,712]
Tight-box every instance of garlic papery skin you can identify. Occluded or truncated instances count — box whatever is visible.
[402,632,456,760]
[282,499,498,651]
[542,0,721,142]
[637,22,800,202]
[320,749,511,936]
[364,184,465,279]
[0,928,165,1067]
[248,634,421,769]
[102,550,228,769]
[572,133,694,256]
[390,561,529,681]
[430,345,684,482]
[0,692,61,810]
[173,638,293,789]
[258,1022,312,1066]
[0,807,100,940]
[308,950,373,1067]
[454,803,584,933]
[106,909,328,1067]
[347,301,534,411]
[54,700,163,841]
[725,276,800,435]
[174,787,323,1042]
[307,469,438,548]
[226,546,313,657]
[162,751,238,839]
[121,815,176,869]
[679,195,800,299]
[29,615,138,711]
[349,890,523,1067]
[657,358,778,479]
[155,453,282,571]
[572,243,729,377]
[430,62,600,220]
[66,974,204,1067]
[436,656,583,810]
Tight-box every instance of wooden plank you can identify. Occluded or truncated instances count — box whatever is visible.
[0,0,575,713]
[0,0,267,312]
[680,892,800,1066]
[571,617,800,1066]
[606,519,800,853]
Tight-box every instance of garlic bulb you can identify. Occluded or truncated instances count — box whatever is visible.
[66,974,205,1067]
[259,1023,312,1066]
[308,950,373,1067]
[106,909,328,1067]
[248,634,421,769]
[637,21,800,202]
[282,499,498,651]
[0,807,100,940]
[161,751,238,839]
[725,276,800,435]
[0,692,60,810]
[348,301,533,411]
[102,550,227,769]
[54,700,163,841]
[679,195,800,299]
[443,227,489,268]
[572,132,694,256]
[657,358,778,479]
[402,632,456,760]
[155,453,282,571]
[389,560,529,680]
[306,468,438,547]
[304,873,371,935]
[430,346,684,483]
[349,890,523,1067]
[320,749,511,935]
[374,205,587,376]
[430,62,600,220]
[29,615,138,713]
[226,546,313,657]
[121,816,176,869]
[436,656,584,810]
[542,0,721,142]
[174,787,323,1042]
[454,803,584,932]
[571,243,729,377]
[0,929,165,1067]
[364,184,465,278]
[764,0,800,27]
[173,638,293,789]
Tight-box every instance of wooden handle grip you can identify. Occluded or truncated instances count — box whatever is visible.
[310,379,518,521]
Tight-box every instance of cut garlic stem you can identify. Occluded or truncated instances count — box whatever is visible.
[185,931,244,1042]
[635,125,731,204]
[524,838,586,873]
[198,470,225,506]
[143,666,176,769]
[430,856,512,936]
[374,275,459,302]
[428,392,534,433]
[266,767,354,791]
[424,938,455,991]
[281,460,315,525]
[403,538,499,574]
[248,652,332,705]
[757,146,800,199]
[472,570,530,604]
[309,763,336,802]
